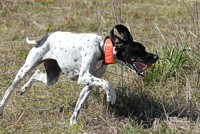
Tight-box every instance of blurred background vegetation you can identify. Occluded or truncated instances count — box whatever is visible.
[0,0,199,133]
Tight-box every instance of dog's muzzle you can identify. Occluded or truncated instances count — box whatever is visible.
[126,55,159,77]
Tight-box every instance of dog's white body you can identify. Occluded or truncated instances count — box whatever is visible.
[0,32,116,125]
[36,32,102,79]
[0,24,159,125]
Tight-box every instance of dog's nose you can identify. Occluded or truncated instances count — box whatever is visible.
[153,55,159,62]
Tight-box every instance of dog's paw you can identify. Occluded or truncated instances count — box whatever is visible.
[104,82,116,104]
[19,90,25,95]
[19,86,28,95]
[70,115,77,126]
[107,91,116,105]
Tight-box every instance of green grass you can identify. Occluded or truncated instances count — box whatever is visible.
[0,0,200,133]
[145,42,193,85]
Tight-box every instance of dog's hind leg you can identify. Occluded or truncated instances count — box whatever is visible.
[19,69,47,94]
[20,59,61,94]
[0,64,38,114]
[70,86,92,125]
[0,46,48,114]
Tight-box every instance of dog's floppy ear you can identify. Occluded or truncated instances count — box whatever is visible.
[110,24,133,45]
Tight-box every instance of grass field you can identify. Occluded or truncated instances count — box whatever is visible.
[0,0,200,133]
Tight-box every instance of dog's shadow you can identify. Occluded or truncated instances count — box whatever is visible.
[107,86,160,128]
[105,85,199,128]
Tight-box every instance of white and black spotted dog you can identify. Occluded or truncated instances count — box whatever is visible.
[0,24,158,125]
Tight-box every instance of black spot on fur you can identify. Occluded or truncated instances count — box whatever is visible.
[74,59,78,62]
[91,78,94,82]
[35,33,50,48]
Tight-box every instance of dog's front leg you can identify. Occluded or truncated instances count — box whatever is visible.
[71,73,116,125]
[71,48,116,125]
[78,72,116,104]
[70,86,92,125]
[79,45,116,104]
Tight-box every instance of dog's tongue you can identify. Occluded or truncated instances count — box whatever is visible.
[134,62,152,71]
[147,63,152,68]
[134,62,147,71]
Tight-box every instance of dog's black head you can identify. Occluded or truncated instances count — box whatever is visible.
[110,24,159,76]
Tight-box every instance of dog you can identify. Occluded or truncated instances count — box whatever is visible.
[0,24,158,125]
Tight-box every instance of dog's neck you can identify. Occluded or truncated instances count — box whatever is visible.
[99,37,115,65]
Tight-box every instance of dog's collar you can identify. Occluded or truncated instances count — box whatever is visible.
[99,37,115,65]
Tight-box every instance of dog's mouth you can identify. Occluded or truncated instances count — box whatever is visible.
[126,62,152,77]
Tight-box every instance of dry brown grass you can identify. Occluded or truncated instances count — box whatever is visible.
[0,0,200,133]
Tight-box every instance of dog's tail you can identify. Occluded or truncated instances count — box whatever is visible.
[26,37,37,45]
